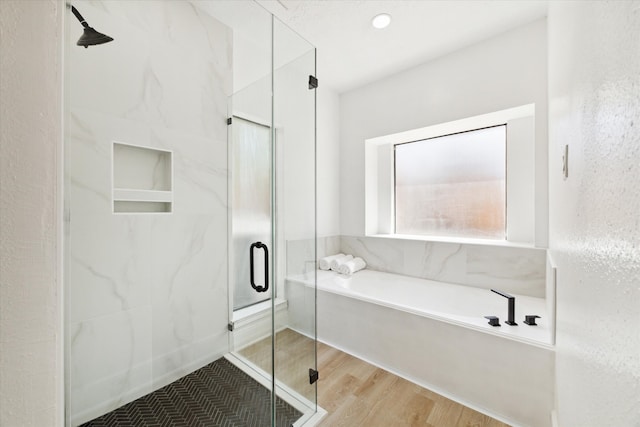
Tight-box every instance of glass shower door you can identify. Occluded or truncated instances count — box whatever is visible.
[227,67,276,364]
[272,18,319,422]
[227,16,319,425]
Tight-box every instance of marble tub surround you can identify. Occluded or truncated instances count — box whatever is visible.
[65,2,232,425]
[286,235,545,298]
[341,235,546,297]
[286,235,341,276]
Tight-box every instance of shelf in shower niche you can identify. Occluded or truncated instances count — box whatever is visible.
[113,200,172,213]
[113,189,172,202]
[113,189,173,213]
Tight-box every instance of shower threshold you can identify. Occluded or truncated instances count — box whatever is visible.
[226,352,327,427]
[230,298,289,350]
[232,298,288,323]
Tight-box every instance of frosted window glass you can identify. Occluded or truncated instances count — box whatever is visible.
[395,125,506,239]
[232,117,272,310]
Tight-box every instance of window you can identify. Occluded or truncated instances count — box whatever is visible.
[394,125,506,239]
[365,105,538,245]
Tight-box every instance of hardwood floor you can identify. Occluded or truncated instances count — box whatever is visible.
[238,328,316,401]
[239,329,511,427]
[316,340,510,427]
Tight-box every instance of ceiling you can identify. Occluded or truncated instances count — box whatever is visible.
[256,0,548,94]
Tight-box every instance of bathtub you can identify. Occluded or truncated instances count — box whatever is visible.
[286,269,555,427]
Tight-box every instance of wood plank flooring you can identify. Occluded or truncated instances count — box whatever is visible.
[238,328,316,401]
[239,329,511,427]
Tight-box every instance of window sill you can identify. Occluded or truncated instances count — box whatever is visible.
[368,233,543,249]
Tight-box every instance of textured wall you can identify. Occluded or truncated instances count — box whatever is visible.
[548,2,640,425]
[0,1,63,426]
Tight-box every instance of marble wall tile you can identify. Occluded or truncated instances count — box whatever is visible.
[151,128,228,215]
[66,109,148,216]
[68,2,232,136]
[336,236,546,298]
[148,215,226,304]
[340,235,404,273]
[66,1,232,422]
[68,306,152,425]
[319,235,342,259]
[403,239,467,284]
[287,236,342,276]
[149,215,229,384]
[68,214,151,323]
[151,329,228,391]
[67,4,150,120]
[465,245,546,297]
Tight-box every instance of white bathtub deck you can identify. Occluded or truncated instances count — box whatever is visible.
[289,269,553,347]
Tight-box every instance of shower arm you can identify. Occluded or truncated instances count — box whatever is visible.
[71,6,90,28]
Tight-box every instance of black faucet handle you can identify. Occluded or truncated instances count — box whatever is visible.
[524,315,541,326]
[484,316,501,327]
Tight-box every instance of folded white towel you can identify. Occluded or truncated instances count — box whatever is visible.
[319,253,345,271]
[330,254,353,271]
[338,257,367,275]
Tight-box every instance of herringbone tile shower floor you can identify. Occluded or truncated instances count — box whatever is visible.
[80,357,302,427]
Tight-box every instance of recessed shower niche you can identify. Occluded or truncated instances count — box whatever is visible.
[111,141,173,213]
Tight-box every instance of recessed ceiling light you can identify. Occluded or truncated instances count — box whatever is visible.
[371,13,391,29]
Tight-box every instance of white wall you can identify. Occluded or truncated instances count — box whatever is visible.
[340,19,548,245]
[230,60,340,241]
[0,1,63,426]
[548,2,640,426]
[317,87,341,238]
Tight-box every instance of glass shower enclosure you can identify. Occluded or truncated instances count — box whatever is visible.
[227,9,319,426]
[227,13,319,416]
[63,1,318,426]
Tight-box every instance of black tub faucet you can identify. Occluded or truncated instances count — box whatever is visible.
[491,289,517,325]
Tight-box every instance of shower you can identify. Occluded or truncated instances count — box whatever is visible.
[63,1,318,426]
[70,5,113,48]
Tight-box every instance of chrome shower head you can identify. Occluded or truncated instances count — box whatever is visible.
[70,5,113,48]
